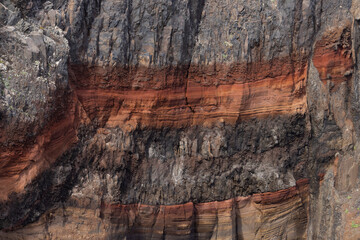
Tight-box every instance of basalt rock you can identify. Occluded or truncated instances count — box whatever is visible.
[1,0,360,239]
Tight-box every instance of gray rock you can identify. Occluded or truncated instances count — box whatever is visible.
[0,5,69,147]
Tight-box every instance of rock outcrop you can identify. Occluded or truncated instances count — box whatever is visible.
[1,0,360,239]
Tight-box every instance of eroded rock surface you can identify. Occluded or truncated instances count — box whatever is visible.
[1,0,360,239]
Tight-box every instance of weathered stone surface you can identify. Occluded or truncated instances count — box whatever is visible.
[0,3,83,202]
[0,179,309,240]
[1,0,360,239]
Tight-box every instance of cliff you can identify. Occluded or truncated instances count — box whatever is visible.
[1,0,360,239]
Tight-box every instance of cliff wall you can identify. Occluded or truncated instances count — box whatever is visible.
[1,0,360,239]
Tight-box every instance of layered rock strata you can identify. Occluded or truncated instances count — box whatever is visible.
[0,179,309,239]
[1,0,360,239]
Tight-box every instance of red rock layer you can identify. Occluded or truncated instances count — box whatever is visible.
[97,180,308,239]
[0,93,88,200]
[0,54,309,200]
[313,26,353,89]
[0,24,351,202]
[101,179,309,239]
[0,44,341,201]
[70,56,308,129]
[0,179,309,239]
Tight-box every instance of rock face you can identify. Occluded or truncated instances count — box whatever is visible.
[1,0,360,239]
[1,179,310,239]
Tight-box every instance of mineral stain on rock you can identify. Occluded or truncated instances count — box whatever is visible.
[1,0,360,239]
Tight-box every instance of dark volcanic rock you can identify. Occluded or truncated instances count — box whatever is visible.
[0,0,360,239]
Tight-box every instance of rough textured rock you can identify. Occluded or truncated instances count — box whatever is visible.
[1,0,360,239]
[0,3,91,206]
[0,179,309,239]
